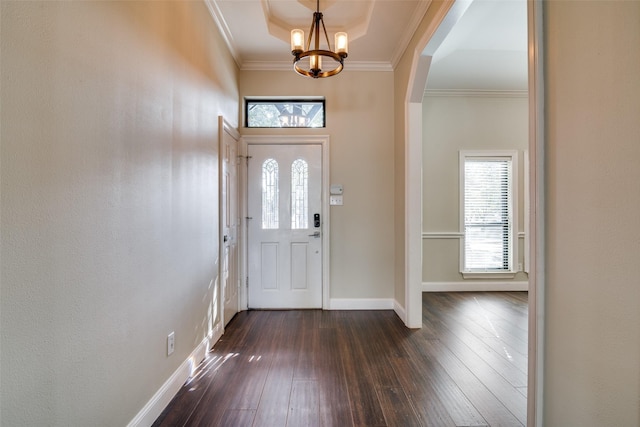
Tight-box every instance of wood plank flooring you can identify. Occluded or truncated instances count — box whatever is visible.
[153,292,528,427]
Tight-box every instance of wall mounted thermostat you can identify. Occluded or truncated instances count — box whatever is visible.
[330,184,343,195]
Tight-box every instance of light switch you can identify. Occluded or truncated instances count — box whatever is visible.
[329,195,343,205]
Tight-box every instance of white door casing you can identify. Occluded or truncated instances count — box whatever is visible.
[247,142,324,309]
[220,117,240,325]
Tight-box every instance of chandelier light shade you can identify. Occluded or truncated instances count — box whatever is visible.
[291,0,348,78]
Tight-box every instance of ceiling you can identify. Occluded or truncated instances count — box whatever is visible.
[207,0,528,91]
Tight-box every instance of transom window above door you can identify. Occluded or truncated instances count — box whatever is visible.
[245,98,325,128]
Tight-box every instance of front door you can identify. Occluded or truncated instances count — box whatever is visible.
[247,144,323,309]
[221,121,240,325]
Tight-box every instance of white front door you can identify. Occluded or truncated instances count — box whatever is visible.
[247,144,323,309]
[221,120,240,325]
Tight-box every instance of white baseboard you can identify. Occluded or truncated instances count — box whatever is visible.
[393,300,407,324]
[127,322,224,427]
[328,298,394,310]
[422,281,529,292]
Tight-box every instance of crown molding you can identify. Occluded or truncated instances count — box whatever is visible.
[204,0,242,68]
[240,60,393,72]
[391,0,432,68]
[424,89,529,98]
[335,61,394,72]
[240,61,292,71]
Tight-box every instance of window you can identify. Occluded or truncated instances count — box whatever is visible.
[260,157,311,230]
[460,151,518,277]
[261,159,279,229]
[245,98,325,128]
[291,159,309,229]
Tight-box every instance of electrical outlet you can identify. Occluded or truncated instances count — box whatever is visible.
[167,332,175,356]
[518,263,523,272]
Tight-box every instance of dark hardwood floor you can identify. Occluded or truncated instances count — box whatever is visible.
[153,292,528,426]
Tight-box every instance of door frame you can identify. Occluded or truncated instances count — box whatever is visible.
[241,135,331,310]
[218,116,241,327]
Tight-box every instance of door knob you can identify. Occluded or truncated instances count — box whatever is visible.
[308,231,321,238]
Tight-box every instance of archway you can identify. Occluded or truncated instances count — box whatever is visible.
[403,1,544,425]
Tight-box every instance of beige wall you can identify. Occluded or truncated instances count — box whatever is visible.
[240,70,395,300]
[0,1,238,425]
[544,1,640,425]
[422,94,529,283]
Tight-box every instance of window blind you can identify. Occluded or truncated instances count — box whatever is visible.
[464,158,512,271]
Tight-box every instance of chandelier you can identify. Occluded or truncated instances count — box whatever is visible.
[290,0,348,78]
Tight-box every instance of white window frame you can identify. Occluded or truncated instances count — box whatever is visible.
[459,150,518,279]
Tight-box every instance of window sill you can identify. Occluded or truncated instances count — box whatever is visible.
[461,271,517,279]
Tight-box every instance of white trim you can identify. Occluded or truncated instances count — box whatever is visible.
[244,95,325,101]
[461,271,517,280]
[422,231,463,239]
[405,55,433,328]
[390,0,432,69]
[242,135,330,310]
[424,89,528,98]
[393,300,407,324]
[329,298,394,310]
[240,61,295,71]
[527,1,545,425]
[524,150,530,274]
[220,116,240,141]
[423,281,529,292]
[459,150,519,275]
[127,323,223,427]
[204,0,241,68]
[342,62,394,72]
[238,133,249,311]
